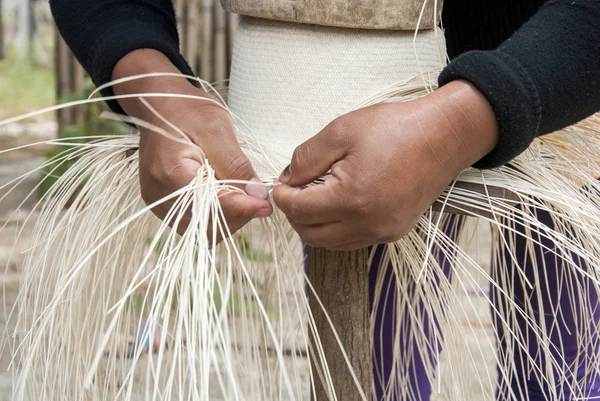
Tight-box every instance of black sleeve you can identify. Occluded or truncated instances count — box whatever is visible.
[50,0,195,114]
[439,0,600,169]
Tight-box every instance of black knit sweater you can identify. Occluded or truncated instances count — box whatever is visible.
[49,0,600,168]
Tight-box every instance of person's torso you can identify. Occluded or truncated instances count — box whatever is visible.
[442,0,548,58]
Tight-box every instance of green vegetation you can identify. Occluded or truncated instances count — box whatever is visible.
[0,50,55,119]
[37,76,129,197]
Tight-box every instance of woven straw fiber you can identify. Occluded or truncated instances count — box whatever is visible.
[221,0,443,30]
[228,16,446,177]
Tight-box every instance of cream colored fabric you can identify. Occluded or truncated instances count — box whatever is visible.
[228,17,446,176]
[221,0,443,30]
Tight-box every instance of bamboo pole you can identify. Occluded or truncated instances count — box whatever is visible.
[214,2,227,86]
[200,0,214,81]
[71,54,87,126]
[173,0,185,33]
[178,0,189,56]
[0,0,4,60]
[55,28,72,131]
[184,0,200,72]
[227,12,238,72]
[307,247,372,401]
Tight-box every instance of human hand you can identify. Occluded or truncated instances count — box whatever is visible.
[273,80,499,250]
[113,49,272,240]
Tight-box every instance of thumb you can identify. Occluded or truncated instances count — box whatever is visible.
[205,133,268,200]
[280,121,350,187]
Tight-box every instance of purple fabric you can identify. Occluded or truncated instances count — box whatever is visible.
[367,211,600,400]
[305,211,600,400]
[369,217,461,400]
[491,209,600,400]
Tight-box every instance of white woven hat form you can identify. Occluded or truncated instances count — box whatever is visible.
[228,16,446,176]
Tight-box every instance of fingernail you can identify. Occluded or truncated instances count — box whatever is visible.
[245,178,268,199]
[254,206,272,218]
[279,165,292,184]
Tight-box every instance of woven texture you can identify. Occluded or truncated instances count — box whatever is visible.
[221,0,443,30]
[228,16,446,176]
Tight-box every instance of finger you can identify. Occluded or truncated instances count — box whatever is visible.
[146,178,270,239]
[201,118,268,200]
[146,199,192,237]
[170,192,271,241]
[219,191,273,220]
[280,119,351,186]
[138,129,201,194]
[211,192,272,243]
[273,180,342,225]
[290,221,363,249]
[169,132,271,225]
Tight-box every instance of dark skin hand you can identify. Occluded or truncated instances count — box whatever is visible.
[273,80,499,250]
[112,49,272,240]
[112,49,497,248]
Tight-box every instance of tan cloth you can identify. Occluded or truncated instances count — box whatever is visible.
[221,0,443,30]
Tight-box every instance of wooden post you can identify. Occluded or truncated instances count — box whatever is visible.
[29,0,35,42]
[214,2,227,86]
[227,12,238,71]
[71,53,87,126]
[55,28,72,131]
[15,0,32,58]
[200,0,214,81]
[307,247,372,401]
[0,0,4,60]
[183,0,200,72]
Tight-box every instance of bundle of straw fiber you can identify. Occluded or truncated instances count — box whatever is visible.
[2,14,600,401]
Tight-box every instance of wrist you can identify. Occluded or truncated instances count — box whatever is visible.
[111,49,211,120]
[429,80,499,170]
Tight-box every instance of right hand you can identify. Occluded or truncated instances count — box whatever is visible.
[113,49,272,240]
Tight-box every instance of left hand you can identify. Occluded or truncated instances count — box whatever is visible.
[273,80,499,250]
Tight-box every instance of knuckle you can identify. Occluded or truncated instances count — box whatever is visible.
[398,226,412,239]
[302,238,319,248]
[294,226,323,248]
[325,118,348,145]
[380,233,398,244]
[291,144,309,171]
[225,154,253,179]
[380,226,407,243]
[367,224,392,242]
[139,147,170,181]
[304,229,338,249]
[287,201,303,222]
[145,162,165,183]
[226,200,254,220]
[202,113,234,137]
[139,186,153,206]
[302,234,325,249]
[348,195,370,216]
[139,166,163,205]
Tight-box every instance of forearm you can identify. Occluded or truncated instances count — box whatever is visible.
[425,80,499,173]
[112,49,231,148]
[113,50,200,121]
[50,0,194,114]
